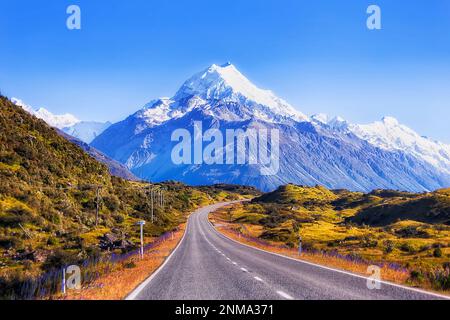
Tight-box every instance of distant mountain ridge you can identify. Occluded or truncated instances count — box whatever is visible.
[91,63,450,192]
[11,98,111,143]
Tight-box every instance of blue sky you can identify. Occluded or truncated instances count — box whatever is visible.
[1,0,450,142]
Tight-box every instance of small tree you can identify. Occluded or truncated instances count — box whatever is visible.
[433,247,443,258]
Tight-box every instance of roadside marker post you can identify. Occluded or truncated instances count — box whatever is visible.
[137,221,146,259]
[298,237,302,256]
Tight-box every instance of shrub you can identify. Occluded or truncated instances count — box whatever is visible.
[399,243,416,254]
[46,236,58,246]
[42,249,79,271]
[103,195,120,212]
[433,247,443,258]
[427,268,450,291]
[409,270,424,283]
[0,236,22,249]
[124,261,136,269]
[383,240,395,254]
[113,214,125,224]
[0,206,34,227]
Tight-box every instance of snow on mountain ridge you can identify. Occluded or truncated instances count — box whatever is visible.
[351,117,450,172]
[133,63,309,129]
[12,98,79,129]
[312,112,450,173]
[90,64,450,192]
[173,63,308,122]
[11,98,110,143]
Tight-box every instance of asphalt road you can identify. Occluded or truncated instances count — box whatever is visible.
[129,202,448,300]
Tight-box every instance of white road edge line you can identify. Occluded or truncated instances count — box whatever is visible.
[277,290,294,300]
[125,216,191,300]
[240,267,249,273]
[254,276,264,282]
[207,214,450,300]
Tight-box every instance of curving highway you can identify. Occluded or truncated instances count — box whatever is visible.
[127,202,447,300]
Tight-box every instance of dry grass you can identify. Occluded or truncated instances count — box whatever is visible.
[210,211,413,286]
[62,224,186,300]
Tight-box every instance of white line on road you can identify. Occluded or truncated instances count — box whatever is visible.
[240,267,248,273]
[232,262,237,265]
[254,276,264,282]
[277,291,294,300]
[206,217,450,300]
[125,216,190,300]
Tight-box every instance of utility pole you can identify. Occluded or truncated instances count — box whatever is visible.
[151,188,154,223]
[298,236,303,256]
[94,186,102,227]
[146,186,166,224]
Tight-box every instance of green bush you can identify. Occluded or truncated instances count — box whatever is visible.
[399,242,416,254]
[42,249,79,271]
[0,236,23,249]
[383,240,395,254]
[433,247,443,258]
[46,236,58,246]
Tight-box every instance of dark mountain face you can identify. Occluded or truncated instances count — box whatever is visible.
[92,107,450,192]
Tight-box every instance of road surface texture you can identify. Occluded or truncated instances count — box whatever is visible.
[129,202,448,300]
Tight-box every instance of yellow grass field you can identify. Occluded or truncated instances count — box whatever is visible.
[62,224,186,300]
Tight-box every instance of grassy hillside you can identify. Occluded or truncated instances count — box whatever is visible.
[216,184,450,290]
[0,95,257,292]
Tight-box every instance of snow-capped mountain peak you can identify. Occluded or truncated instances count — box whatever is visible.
[381,116,400,126]
[11,98,110,143]
[351,117,450,173]
[91,65,450,192]
[174,63,308,122]
[311,113,349,131]
[11,98,79,128]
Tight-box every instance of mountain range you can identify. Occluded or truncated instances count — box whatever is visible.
[11,98,111,143]
[87,63,450,192]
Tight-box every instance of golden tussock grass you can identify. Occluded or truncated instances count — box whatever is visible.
[211,216,410,285]
[62,224,186,300]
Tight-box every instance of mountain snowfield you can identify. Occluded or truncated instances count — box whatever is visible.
[311,114,450,174]
[89,63,450,192]
[350,117,450,174]
[11,98,111,143]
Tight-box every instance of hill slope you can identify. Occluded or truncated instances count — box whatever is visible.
[57,130,139,181]
[0,95,256,279]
